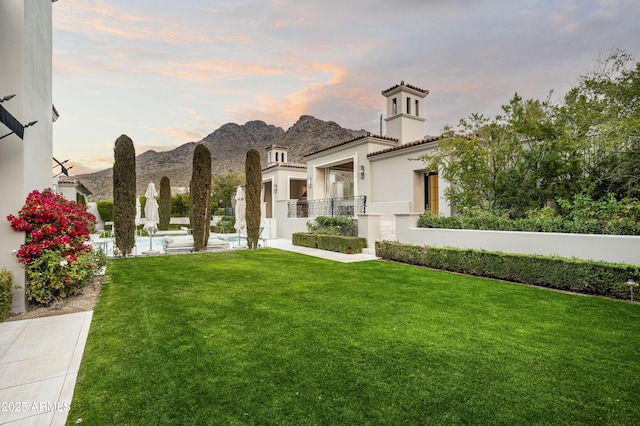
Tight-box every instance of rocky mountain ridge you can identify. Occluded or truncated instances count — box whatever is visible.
[76,115,368,201]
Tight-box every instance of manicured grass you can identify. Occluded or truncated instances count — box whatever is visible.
[68,250,640,425]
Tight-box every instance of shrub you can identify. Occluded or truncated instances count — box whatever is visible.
[317,235,367,254]
[191,145,212,252]
[113,134,136,256]
[96,200,114,222]
[159,176,171,231]
[0,268,13,321]
[292,233,318,248]
[417,208,640,235]
[307,216,357,236]
[293,233,367,254]
[214,216,235,233]
[376,241,636,300]
[246,149,262,249]
[7,189,100,304]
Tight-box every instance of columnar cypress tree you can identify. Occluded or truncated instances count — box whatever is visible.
[112,134,136,256]
[191,145,212,252]
[245,149,262,249]
[159,176,171,231]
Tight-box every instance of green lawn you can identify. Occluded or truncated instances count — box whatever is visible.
[68,250,640,425]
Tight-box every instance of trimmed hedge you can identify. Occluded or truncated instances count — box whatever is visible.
[375,241,638,300]
[96,200,114,222]
[293,233,367,254]
[417,211,640,236]
[0,267,14,321]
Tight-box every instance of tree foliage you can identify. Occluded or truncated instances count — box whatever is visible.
[171,193,190,217]
[245,149,262,249]
[159,176,171,231]
[191,145,212,252]
[212,169,245,209]
[113,134,136,256]
[420,49,640,218]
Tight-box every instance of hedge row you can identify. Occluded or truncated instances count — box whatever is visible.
[375,241,638,300]
[96,200,114,222]
[293,233,367,254]
[417,212,640,236]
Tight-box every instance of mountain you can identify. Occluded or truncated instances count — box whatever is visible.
[76,115,367,201]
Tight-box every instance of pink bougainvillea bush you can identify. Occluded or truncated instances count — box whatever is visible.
[7,189,105,304]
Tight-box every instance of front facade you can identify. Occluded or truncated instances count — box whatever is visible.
[262,81,451,241]
[0,0,56,312]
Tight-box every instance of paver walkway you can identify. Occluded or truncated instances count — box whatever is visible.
[0,311,92,425]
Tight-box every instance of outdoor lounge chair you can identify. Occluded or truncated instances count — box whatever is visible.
[162,235,229,253]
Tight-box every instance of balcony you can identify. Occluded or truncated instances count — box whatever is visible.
[287,196,367,218]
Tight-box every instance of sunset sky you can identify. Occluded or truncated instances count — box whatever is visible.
[51,0,640,174]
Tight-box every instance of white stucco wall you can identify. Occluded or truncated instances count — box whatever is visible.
[368,142,451,217]
[57,183,78,202]
[396,214,640,266]
[273,200,308,239]
[0,0,54,313]
[383,85,427,144]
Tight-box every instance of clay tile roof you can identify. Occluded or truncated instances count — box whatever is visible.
[261,162,307,171]
[58,177,93,195]
[368,135,440,158]
[303,133,399,157]
[381,80,429,95]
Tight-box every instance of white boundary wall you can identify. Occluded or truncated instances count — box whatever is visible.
[396,214,640,266]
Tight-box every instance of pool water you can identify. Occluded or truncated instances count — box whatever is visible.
[92,234,246,256]
[227,236,247,243]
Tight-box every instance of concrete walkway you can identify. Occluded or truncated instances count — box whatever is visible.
[268,238,379,263]
[0,311,92,425]
[0,240,378,425]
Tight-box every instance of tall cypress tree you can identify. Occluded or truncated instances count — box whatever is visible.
[191,144,212,252]
[245,149,262,249]
[112,134,136,256]
[159,176,171,231]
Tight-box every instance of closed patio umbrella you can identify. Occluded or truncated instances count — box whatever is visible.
[234,186,246,245]
[143,182,159,253]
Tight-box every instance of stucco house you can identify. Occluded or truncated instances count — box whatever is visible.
[56,176,93,204]
[261,81,450,244]
[1,0,57,312]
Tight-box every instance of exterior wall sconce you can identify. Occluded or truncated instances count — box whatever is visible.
[307,177,312,188]
[359,165,365,179]
[273,184,277,193]
[626,279,639,301]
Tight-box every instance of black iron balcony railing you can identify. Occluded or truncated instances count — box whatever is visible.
[287,196,367,218]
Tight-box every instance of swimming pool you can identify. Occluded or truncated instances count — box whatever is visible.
[92,234,246,256]
[227,236,247,243]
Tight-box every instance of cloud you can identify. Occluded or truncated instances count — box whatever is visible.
[139,126,204,144]
[54,0,212,44]
[64,155,114,175]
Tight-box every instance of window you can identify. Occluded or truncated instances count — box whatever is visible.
[415,100,419,117]
[406,97,411,115]
[392,98,397,115]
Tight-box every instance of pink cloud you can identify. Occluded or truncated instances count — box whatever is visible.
[54,0,213,45]
[139,126,204,143]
